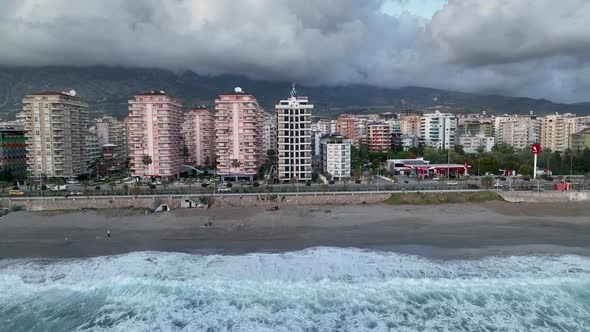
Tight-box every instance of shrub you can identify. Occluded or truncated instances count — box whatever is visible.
[95,185,101,190]
[253,182,260,187]
[226,182,233,188]
[201,183,209,188]
[41,185,48,191]
[522,176,530,181]
[149,184,156,190]
[12,186,19,190]
[10,205,24,212]
[305,181,311,186]
[329,180,335,185]
[355,179,361,184]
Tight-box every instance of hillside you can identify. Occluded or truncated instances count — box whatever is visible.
[0,66,588,120]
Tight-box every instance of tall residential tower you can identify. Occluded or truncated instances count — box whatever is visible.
[128,91,183,179]
[276,86,313,182]
[23,91,89,177]
[214,88,265,180]
[182,106,215,166]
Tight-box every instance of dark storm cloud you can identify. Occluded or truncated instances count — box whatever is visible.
[0,0,589,103]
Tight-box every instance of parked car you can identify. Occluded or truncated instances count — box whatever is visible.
[8,189,24,196]
[217,186,232,192]
[66,179,79,184]
[433,177,440,181]
[446,181,459,186]
[52,185,69,191]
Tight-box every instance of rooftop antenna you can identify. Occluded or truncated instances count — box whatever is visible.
[290,83,298,98]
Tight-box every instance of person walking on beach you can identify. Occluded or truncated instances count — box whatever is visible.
[107,230,111,238]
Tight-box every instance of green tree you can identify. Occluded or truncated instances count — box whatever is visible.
[518,164,533,176]
[481,176,494,189]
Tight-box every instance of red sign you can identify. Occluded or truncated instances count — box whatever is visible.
[531,143,540,155]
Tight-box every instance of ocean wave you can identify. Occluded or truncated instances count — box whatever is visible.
[1,248,590,331]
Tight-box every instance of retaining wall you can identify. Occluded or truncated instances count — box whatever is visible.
[1,193,390,212]
[499,191,590,203]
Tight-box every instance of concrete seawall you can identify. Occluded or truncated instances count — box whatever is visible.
[1,193,391,212]
[499,191,590,203]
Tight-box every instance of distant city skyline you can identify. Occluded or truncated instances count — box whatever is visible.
[0,1,589,103]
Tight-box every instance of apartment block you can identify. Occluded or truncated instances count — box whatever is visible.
[336,114,358,145]
[540,113,578,152]
[262,113,278,153]
[400,115,421,137]
[23,91,89,177]
[128,90,183,179]
[86,127,101,162]
[494,115,539,150]
[367,122,391,152]
[276,87,313,182]
[182,106,215,166]
[215,88,265,180]
[319,134,351,181]
[571,129,590,151]
[420,111,457,149]
[95,115,128,161]
[458,134,495,153]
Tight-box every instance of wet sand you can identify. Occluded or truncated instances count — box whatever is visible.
[1,202,590,259]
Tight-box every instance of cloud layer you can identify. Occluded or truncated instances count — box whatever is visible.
[1,0,589,103]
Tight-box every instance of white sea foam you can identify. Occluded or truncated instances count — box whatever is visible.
[1,248,590,331]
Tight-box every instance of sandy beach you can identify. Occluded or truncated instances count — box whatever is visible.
[1,201,590,259]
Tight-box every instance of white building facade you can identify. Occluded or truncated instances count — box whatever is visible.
[276,87,313,182]
[458,134,495,153]
[320,134,351,181]
[494,116,539,150]
[420,111,457,149]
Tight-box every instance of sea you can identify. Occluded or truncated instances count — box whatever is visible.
[1,247,589,331]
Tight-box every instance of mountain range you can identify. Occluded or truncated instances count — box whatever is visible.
[1,66,589,120]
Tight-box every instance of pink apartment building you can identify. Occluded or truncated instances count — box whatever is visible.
[367,122,391,152]
[214,87,265,181]
[128,91,183,180]
[182,106,215,166]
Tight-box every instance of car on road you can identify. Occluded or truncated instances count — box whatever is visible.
[8,189,24,196]
[217,187,232,192]
[66,179,79,184]
[446,181,459,186]
[433,177,440,181]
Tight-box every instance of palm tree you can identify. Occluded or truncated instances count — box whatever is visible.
[108,180,116,192]
[231,159,241,170]
[142,155,153,181]
[131,182,141,197]
[187,176,194,189]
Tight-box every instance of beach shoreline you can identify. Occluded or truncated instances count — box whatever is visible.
[1,201,590,259]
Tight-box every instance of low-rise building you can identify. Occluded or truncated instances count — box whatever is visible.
[571,128,590,151]
[457,134,495,153]
[0,123,27,180]
[319,134,351,181]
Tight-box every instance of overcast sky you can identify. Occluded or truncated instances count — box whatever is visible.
[1,0,589,103]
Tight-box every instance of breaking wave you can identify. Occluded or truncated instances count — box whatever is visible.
[1,247,590,331]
